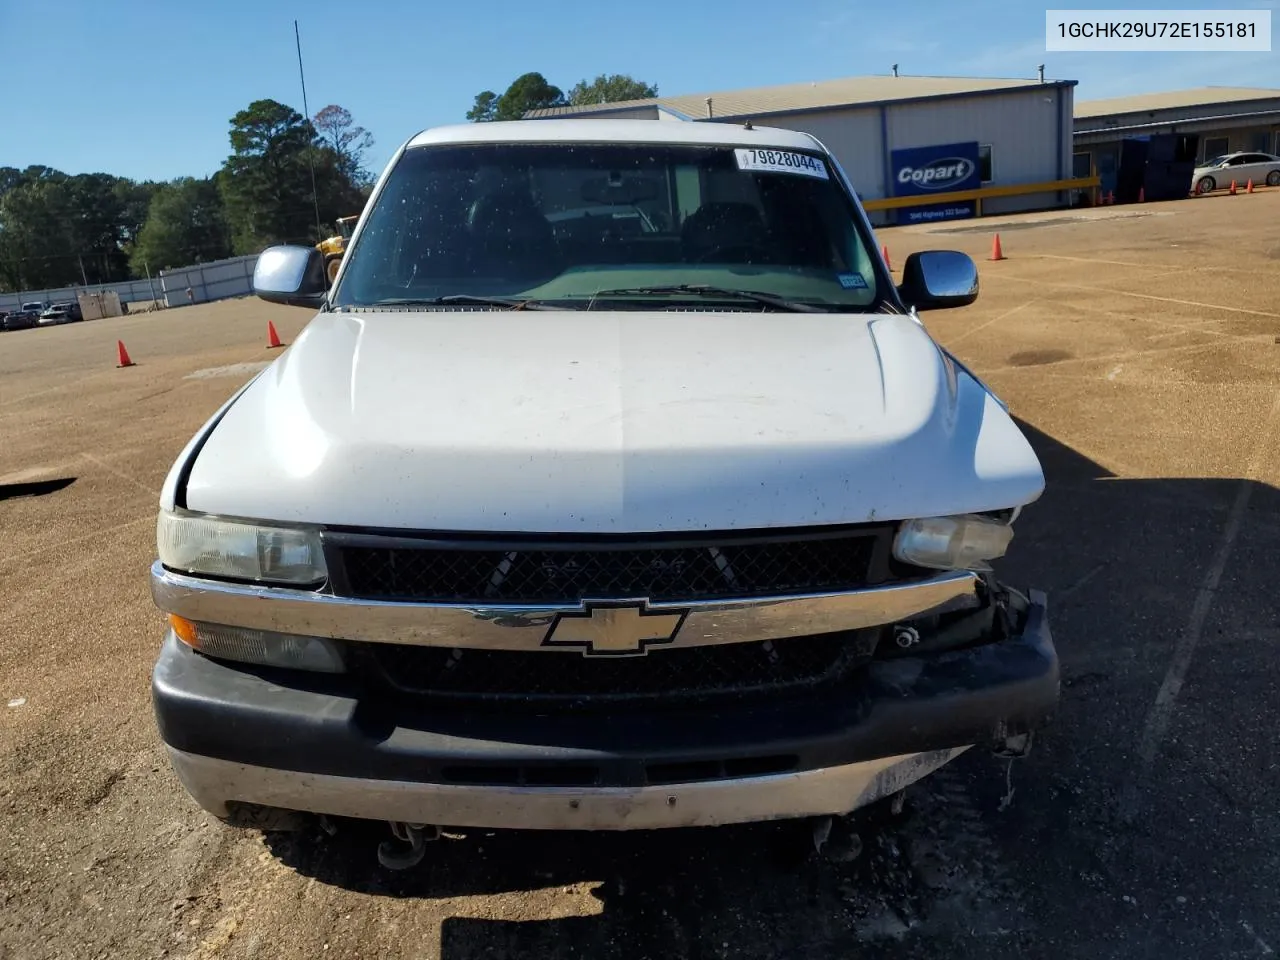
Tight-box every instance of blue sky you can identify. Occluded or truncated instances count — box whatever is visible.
[1,0,1275,182]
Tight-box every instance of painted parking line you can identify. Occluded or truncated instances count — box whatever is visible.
[989,274,1280,319]
[1119,387,1280,822]
[945,300,1037,347]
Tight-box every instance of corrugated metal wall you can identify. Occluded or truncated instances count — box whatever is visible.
[741,86,1072,223]
[886,87,1069,215]
[757,108,885,198]
[158,254,257,307]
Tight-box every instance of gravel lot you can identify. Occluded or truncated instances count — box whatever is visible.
[2,190,1279,960]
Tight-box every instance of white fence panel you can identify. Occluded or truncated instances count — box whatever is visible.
[1,254,263,314]
[158,255,258,307]
[0,276,162,313]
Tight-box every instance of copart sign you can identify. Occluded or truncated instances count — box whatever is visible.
[890,141,981,224]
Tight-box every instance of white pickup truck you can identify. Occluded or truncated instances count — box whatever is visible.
[150,119,1057,867]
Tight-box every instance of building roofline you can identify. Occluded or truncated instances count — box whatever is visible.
[526,76,1078,120]
[707,79,1077,122]
[1074,106,1280,137]
[1074,86,1280,119]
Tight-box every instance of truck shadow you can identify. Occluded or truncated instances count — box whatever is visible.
[259,419,1280,959]
[0,476,76,501]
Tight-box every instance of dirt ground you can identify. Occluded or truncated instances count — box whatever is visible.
[2,190,1280,960]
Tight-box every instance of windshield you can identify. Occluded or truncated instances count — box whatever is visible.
[1205,155,1230,166]
[332,141,885,312]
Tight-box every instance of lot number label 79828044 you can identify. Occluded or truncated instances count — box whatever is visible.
[734,149,829,180]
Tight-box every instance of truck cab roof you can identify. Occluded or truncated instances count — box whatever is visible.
[405,119,823,152]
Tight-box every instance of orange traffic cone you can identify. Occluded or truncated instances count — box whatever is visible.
[116,340,134,368]
[881,244,892,271]
[267,321,284,349]
[989,233,1005,261]
[1229,180,1238,195]
[1247,179,1254,193]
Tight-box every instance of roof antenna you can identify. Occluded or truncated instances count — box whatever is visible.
[743,119,753,130]
[1037,64,1045,82]
[892,64,899,77]
[705,96,714,118]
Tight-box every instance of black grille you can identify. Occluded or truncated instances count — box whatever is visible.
[332,530,886,603]
[361,630,880,706]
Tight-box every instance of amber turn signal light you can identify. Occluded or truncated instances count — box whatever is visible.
[168,614,199,648]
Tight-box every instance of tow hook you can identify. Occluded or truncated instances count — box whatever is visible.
[377,822,441,871]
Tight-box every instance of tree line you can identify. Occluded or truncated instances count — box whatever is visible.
[468,73,657,122]
[0,73,657,293]
[0,101,374,293]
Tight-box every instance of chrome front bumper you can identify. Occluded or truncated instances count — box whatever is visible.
[167,745,970,831]
[149,561,981,652]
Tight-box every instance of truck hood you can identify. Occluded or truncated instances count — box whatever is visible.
[181,310,1044,533]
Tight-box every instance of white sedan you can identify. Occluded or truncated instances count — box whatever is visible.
[1193,151,1280,194]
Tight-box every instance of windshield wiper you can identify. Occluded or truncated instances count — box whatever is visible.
[361,295,556,310]
[586,284,832,313]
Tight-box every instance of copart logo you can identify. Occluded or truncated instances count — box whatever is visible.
[897,157,976,191]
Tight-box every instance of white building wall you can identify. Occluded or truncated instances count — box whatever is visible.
[728,87,1071,222]
[746,107,886,200]
[886,86,1070,215]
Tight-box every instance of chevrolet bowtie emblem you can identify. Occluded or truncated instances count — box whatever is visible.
[542,602,689,657]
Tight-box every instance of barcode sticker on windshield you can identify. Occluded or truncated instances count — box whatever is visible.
[735,149,829,180]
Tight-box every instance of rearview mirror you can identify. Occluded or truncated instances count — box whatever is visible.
[580,175,659,206]
[897,250,979,310]
[253,245,328,308]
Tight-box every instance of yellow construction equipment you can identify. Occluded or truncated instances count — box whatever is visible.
[316,215,359,284]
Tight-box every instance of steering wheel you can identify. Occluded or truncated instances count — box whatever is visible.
[693,243,771,264]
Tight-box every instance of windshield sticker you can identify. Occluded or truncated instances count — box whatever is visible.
[837,273,868,289]
[734,149,829,180]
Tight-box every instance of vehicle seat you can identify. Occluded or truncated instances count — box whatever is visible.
[466,187,560,281]
[768,199,835,269]
[681,202,771,263]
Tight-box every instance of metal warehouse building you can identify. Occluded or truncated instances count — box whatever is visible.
[1073,86,1280,195]
[528,74,1078,226]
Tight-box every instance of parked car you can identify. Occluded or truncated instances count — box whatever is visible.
[149,119,1058,867]
[55,299,83,321]
[4,307,39,331]
[1193,151,1280,193]
[38,305,73,326]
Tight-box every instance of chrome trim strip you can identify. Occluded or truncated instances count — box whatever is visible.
[166,745,970,830]
[150,561,980,652]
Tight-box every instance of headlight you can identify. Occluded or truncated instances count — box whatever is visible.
[169,616,345,673]
[157,510,326,585]
[892,515,1014,571]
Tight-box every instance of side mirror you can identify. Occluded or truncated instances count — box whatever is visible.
[897,250,979,311]
[253,245,328,308]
